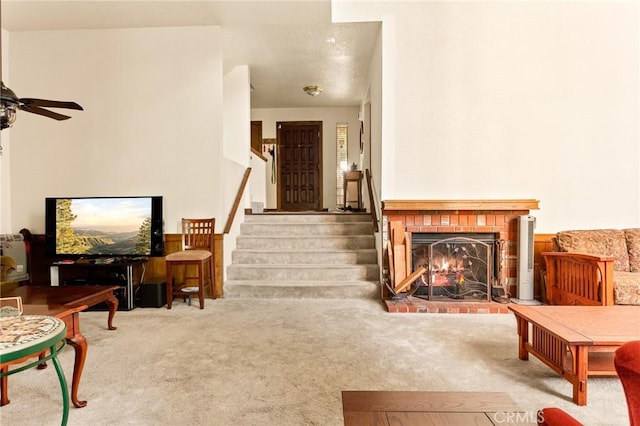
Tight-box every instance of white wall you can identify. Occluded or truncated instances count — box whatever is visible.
[361,24,384,268]
[1,29,11,234]
[223,66,251,166]
[335,1,639,232]
[251,107,360,210]
[249,154,267,210]
[222,65,252,279]
[5,2,639,237]
[7,26,224,234]
[364,24,383,218]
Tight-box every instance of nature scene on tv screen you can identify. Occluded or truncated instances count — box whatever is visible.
[56,198,152,255]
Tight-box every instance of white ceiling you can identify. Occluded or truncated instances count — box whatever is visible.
[1,0,381,108]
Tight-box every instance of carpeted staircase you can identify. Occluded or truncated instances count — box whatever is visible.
[224,213,380,299]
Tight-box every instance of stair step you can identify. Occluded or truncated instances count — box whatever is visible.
[227,264,379,281]
[223,280,380,299]
[231,249,377,265]
[236,235,375,250]
[226,212,380,300]
[245,213,371,223]
[240,222,373,236]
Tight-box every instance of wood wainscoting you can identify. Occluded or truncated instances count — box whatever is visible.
[18,233,224,300]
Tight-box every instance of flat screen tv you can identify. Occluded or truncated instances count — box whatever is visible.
[45,196,164,258]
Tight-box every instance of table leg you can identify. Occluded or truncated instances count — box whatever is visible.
[1,353,49,406]
[166,265,173,309]
[515,316,529,360]
[0,367,8,406]
[66,330,88,408]
[50,343,70,426]
[198,262,205,310]
[343,178,348,209]
[104,293,119,330]
[572,346,588,406]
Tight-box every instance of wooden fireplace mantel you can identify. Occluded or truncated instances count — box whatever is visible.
[382,199,539,212]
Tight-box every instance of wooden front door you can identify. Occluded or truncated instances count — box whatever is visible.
[277,121,322,211]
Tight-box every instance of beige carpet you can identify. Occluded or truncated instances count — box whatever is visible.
[0,298,629,425]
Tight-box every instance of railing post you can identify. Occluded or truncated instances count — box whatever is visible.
[365,169,379,233]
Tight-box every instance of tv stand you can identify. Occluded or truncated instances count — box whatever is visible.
[50,259,146,310]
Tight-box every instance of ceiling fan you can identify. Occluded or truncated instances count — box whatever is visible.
[1,81,83,130]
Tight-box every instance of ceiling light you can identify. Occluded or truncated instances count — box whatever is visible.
[303,85,323,97]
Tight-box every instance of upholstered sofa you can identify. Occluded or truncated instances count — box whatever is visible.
[542,228,640,306]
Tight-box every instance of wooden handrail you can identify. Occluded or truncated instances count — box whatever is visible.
[365,169,379,233]
[224,167,252,234]
[251,147,267,162]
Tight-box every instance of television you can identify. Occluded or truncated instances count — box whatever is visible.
[45,196,164,258]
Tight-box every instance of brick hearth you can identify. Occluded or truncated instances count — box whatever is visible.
[384,297,511,314]
[381,199,539,302]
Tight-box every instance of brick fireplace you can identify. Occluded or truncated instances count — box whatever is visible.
[381,199,539,305]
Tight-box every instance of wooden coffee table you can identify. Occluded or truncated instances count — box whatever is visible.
[1,285,119,408]
[342,391,535,425]
[508,304,640,405]
[3,285,120,331]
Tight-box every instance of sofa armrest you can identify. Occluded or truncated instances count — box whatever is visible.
[541,252,615,306]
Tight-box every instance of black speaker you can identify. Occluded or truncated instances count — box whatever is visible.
[137,280,166,308]
[150,196,164,256]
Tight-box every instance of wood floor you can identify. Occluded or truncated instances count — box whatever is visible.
[342,391,536,426]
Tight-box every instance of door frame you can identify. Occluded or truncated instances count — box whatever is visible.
[276,121,323,211]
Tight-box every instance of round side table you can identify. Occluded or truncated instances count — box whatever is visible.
[0,315,69,425]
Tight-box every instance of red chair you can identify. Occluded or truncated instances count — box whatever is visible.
[537,407,582,426]
[615,340,640,426]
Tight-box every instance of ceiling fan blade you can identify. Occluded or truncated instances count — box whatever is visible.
[21,105,72,121]
[20,98,83,110]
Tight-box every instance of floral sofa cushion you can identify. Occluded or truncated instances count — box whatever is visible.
[556,229,630,272]
[624,228,640,273]
[614,272,640,305]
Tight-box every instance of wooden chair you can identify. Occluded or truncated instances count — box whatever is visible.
[165,218,215,309]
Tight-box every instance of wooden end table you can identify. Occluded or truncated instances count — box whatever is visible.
[508,304,640,405]
[1,285,119,408]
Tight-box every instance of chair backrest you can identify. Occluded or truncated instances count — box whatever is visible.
[181,218,215,252]
[615,340,640,426]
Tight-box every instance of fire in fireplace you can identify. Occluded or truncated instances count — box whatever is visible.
[412,233,497,301]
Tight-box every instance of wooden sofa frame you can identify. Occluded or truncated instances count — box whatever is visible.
[542,252,616,306]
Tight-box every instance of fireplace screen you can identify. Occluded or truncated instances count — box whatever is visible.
[413,235,494,301]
